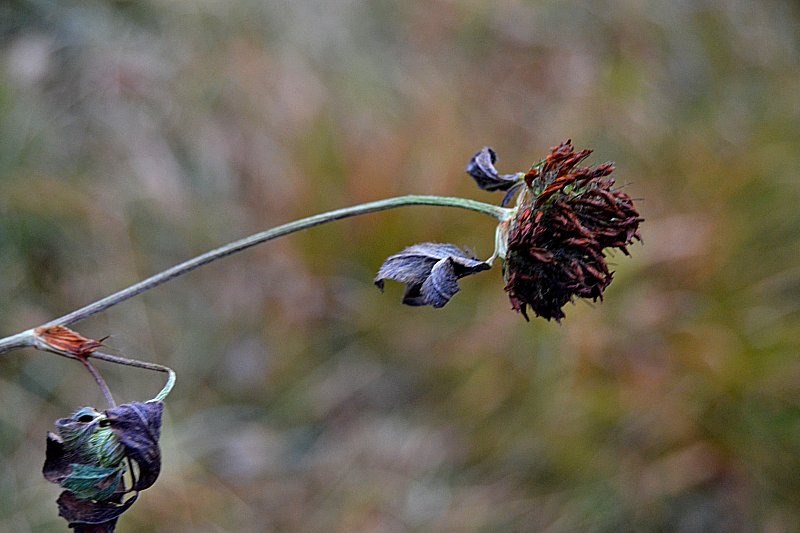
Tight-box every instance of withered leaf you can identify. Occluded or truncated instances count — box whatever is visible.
[57,490,138,529]
[107,401,163,491]
[33,326,103,357]
[44,402,165,531]
[375,243,491,308]
[44,408,127,502]
[43,432,74,485]
[466,147,520,192]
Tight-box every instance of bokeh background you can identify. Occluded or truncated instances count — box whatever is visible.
[1,1,799,531]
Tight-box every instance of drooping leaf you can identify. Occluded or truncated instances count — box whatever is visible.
[107,401,163,491]
[44,408,127,502]
[375,243,491,308]
[465,147,521,192]
[44,402,166,531]
[57,490,138,530]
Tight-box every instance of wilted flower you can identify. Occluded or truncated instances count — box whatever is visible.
[503,140,642,321]
[376,140,642,321]
[43,401,164,531]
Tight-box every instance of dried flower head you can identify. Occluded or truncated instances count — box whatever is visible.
[376,140,642,321]
[503,140,642,321]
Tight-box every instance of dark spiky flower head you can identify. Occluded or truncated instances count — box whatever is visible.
[376,140,642,321]
[501,140,642,321]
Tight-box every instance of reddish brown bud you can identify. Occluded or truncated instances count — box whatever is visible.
[33,326,104,357]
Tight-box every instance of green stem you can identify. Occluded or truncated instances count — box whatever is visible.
[0,195,508,355]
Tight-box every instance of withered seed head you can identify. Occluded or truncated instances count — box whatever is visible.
[503,140,642,321]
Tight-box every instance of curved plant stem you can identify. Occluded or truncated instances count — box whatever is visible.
[0,195,508,356]
[89,351,176,401]
[48,195,506,325]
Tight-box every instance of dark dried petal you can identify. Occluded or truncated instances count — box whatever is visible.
[375,243,491,308]
[466,147,520,191]
[541,140,592,176]
[57,490,138,530]
[107,401,163,491]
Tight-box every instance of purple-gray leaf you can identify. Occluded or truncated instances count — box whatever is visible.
[375,243,491,308]
[107,401,163,491]
[466,147,520,192]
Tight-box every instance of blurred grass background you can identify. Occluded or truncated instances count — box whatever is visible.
[1,0,799,531]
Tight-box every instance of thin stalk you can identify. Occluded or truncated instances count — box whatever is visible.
[41,348,176,402]
[77,356,117,408]
[46,195,507,328]
[0,195,508,356]
[0,329,35,355]
[90,351,176,401]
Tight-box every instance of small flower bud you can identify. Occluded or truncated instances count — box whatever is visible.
[33,326,103,357]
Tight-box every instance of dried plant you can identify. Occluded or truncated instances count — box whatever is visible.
[0,142,640,530]
[377,140,643,320]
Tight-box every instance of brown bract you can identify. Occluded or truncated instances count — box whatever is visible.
[33,326,104,357]
[504,140,642,321]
